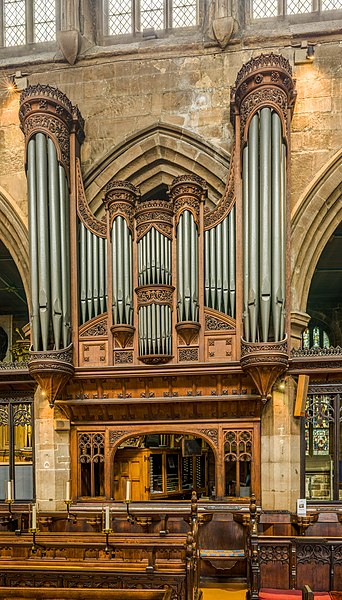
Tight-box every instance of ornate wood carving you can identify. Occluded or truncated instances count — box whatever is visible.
[29,344,74,407]
[204,146,235,230]
[178,348,199,362]
[176,321,201,346]
[19,84,84,174]
[240,338,288,401]
[76,160,107,236]
[135,199,174,241]
[198,428,219,448]
[136,285,175,308]
[104,180,140,234]
[168,174,207,226]
[79,315,108,337]
[259,545,290,564]
[112,325,135,349]
[114,350,134,364]
[230,52,296,141]
[296,543,330,564]
[204,310,235,331]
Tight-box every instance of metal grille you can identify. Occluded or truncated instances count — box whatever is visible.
[4,0,26,47]
[287,0,312,13]
[252,0,278,18]
[140,0,164,30]
[34,0,56,42]
[109,0,132,35]
[173,0,197,27]
[322,0,342,8]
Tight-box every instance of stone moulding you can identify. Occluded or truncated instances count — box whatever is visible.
[240,337,288,402]
[29,343,74,407]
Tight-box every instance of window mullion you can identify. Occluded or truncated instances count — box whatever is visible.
[0,1,4,47]
[165,0,170,29]
[134,0,139,34]
[26,0,33,43]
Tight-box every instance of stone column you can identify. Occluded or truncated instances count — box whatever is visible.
[35,388,70,511]
[261,378,301,511]
[291,310,311,349]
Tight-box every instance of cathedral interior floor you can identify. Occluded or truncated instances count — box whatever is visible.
[201,582,248,599]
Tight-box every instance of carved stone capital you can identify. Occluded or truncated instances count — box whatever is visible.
[19,84,84,173]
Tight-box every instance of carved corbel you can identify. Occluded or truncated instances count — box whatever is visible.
[29,344,74,407]
[240,338,289,402]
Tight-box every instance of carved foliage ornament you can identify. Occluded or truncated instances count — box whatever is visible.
[204,146,235,230]
[240,87,288,143]
[235,53,293,86]
[169,174,207,226]
[76,160,106,237]
[80,317,107,337]
[19,84,85,170]
[296,543,330,565]
[136,285,174,308]
[105,180,140,233]
[199,428,219,448]
[205,313,235,331]
[135,200,174,241]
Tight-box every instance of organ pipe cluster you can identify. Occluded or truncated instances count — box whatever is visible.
[27,133,71,352]
[79,225,107,324]
[204,208,236,318]
[242,109,286,343]
[177,210,199,323]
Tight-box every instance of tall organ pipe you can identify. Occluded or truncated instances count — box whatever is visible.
[242,109,286,342]
[79,223,107,325]
[177,210,198,323]
[111,216,133,326]
[47,137,62,350]
[137,227,172,356]
[260,108,272,342]
[204,209,236,319]
[27,138,40,351]
[36,133,50,351]
[271,112,283,342]
[248,113,259,343]
[27,133,72,350]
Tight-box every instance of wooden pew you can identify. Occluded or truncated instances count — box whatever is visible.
[0,493,201,600]
[0,587,172,600]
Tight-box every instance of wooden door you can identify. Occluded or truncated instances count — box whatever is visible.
[113,448,150,500]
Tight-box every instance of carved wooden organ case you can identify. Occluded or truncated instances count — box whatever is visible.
[19,53,296,411]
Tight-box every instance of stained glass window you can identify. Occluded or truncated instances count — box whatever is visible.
[301,323,330,349]
[0,396,33,501]
[304,389,342,502]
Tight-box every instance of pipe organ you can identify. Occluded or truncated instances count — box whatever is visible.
[20,52,296,407]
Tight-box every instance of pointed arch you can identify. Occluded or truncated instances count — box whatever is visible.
[0,188,29,302]
[291,148,342,314]
[83,121,231,217]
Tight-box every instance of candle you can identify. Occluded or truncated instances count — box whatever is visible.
[125,480,131,503]
[65,480,71,502]
[105,505,110,530]
[6,480,13,502]
[31,504,37,530]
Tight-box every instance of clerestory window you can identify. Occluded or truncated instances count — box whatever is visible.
[103,0,199,37]
[252,0,342,19]
[1,0,58,47]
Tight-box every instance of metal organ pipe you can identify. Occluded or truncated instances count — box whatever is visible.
[79,223,107,325]
[204,207,236,319]
[137,226,172,357]
[242,108,286,342]
[27,138,40,351]
[177,210,198,323]
[111,216,133,326]
[26,133,72,351]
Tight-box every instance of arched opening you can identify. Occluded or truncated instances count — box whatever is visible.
[112,433,216,501]
[302,222,342,349]
[0,239,29,362]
